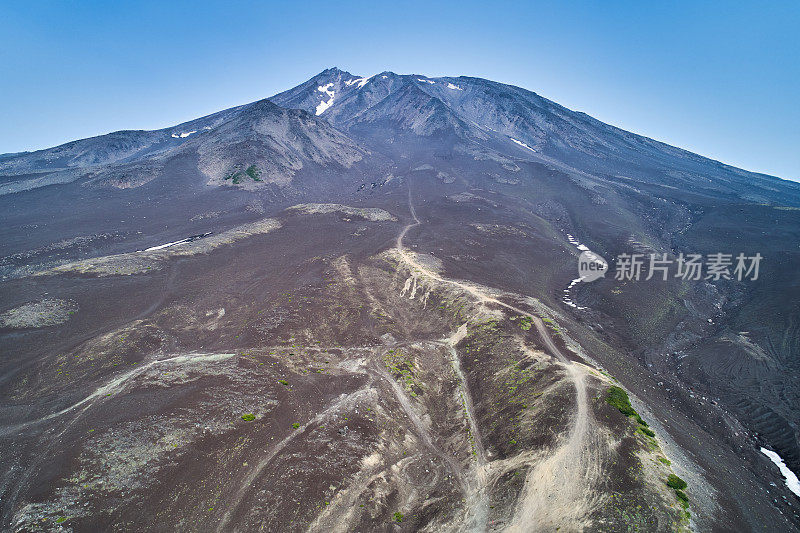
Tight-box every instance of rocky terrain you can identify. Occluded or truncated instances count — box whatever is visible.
[1,68,798,532]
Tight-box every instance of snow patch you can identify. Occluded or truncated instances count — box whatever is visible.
[562,233,602,310]
[567,233,590,251]
[447,83,463,91]
[315,83,336,115]
[345,75,373,88]
[144,238,192,251]
[562,278,584,309]
[417,78,436,84]
[142,232,212,252]
[171,130,197,138]
[761,447,800,497]
[510,137,536,152]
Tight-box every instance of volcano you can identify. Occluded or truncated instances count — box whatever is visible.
[1,68,799,532]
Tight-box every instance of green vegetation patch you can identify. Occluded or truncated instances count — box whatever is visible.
[384,351,420,397]
[241,413,256,421]
[541,317,561,334]
[666,474,687,490]
[393,512,404,523]
[606,385,658,441]
[224,164,262,184]
[638,426,655,438]
[675,489,689,503]
[245,164,262,181]
[225,170,243,184]
[606,386,638,417]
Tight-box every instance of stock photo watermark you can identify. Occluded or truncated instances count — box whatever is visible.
[577,252,762,282]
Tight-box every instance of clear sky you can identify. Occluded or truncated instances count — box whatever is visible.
[1,1,798,180]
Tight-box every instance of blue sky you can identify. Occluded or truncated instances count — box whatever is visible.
[1,1,798,180]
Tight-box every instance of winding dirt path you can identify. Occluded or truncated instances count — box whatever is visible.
[217,387,376,533]
[373,359,469,492]
[505,363,596,531]
[0,351,236,528]
[444,325,490,530]
[1,352,236,437]
[396,184,597,531]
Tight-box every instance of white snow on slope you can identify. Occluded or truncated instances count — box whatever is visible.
[562,233,603,310]
[315,83,336,115]
[566,233,590,251]
[345,75,373,88]
[761,447,800,497]
[171,130,197,138]
[510,137,536,152]
[563,233,588,310]
[143,238,193,252]
[472,121,498,133]
[447,82,463,91]
[417,78,435,84]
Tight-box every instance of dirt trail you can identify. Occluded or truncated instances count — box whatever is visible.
[0,352,237,528]
[373,359,469,492]
[444,325,490,530]
[397,184,598,531]
[1,352,236,436]
[505,364,597,531]
[396,190,567,361]
[216,387,376,533]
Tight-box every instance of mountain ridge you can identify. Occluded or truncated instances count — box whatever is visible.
[4,68,798,190]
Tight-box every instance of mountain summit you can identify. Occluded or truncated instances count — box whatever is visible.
[274,68,799,202]
[3,68,798,203]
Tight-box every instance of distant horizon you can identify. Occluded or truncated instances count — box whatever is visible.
[2,1,798,181]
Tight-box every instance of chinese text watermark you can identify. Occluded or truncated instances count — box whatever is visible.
[576,252,763,282]
[613,253,762,281]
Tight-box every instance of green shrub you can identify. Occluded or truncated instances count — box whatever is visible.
[278,379,289,385]
[393,512,404,523]
[245,165,262,181]
[225,170,244,183]
[292,422,300,429]
[606,386,637,417]
[666,474,687,490]
[241,413,255,421]
[675,489,689,502]
[639,426,655,437]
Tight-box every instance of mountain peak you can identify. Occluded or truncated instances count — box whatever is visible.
[315,66,355,79]
[246,97,282,114]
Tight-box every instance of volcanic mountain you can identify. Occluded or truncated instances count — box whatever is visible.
[1,68,798,532]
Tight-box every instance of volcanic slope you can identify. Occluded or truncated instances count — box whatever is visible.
[2,184,689,532]
[2,68,800,532]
